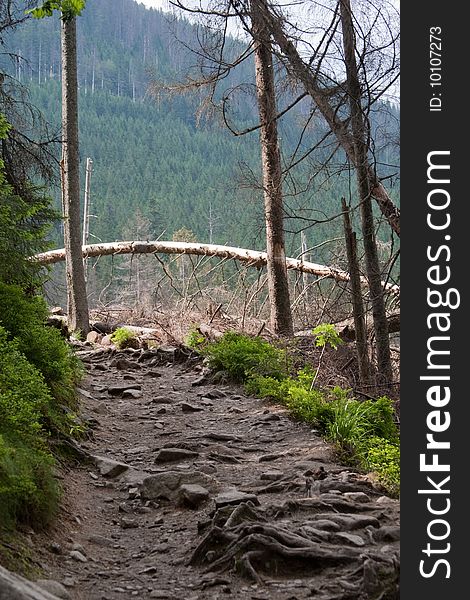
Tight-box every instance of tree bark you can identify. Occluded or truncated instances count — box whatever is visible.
[254,2,400,237]
[61,16,89,334]
[339,0,392,385]
[251,0,293,337]
[341,198,373,387]
[32,240,399,297]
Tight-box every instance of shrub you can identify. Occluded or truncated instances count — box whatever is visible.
[0,327,53,440]
[0,328,60,529]
[185,327,207,350]
[0,283,82,405]
[111,326,137,349]
[204,332,288,382]
[365,437,400,497]
[0,432,59,529]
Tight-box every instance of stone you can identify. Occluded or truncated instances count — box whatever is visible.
[122,389,142,399]
[199,389,226,399]
[258,453,285,462]
[93,456,131,478]
[0,566,64,599]
[101,335,114,347]
[151,396,172,404]
[344,491,372,503]
[214,490,260,508]
[86,331,103,345]
[179,402,203,413]
[110,357,140,370]
[177,484,210,508]
[191,374,209,386]
[108,383,141,396]
[138,471,217,501]
[91,402,108,415]
[34,581,71,599]
[147,370,162,378]
[69,550,87,563]
[87,535,114,547]
[76,387,94,399]
[120,517,138,529]
[154,448,199,463]
[332,532,366,547]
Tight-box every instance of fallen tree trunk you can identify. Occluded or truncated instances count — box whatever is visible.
[33,241,399,297]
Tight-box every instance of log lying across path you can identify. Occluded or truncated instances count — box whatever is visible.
[34,241,399,297]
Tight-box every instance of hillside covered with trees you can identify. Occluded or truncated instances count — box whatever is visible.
[0,0,399,261]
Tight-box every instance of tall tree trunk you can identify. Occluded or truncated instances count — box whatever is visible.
[255,3,400,237]
[341,198,373,388]
[61,16,89,334]
[251,0,293,337]
[339,0,392,386]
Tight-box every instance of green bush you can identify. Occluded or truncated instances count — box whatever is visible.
[0,432,59,529]
[111,326,137,349]
[204,332,288,382]
[365,437,400,497]
[0,283,82,405]
[0,328,60,529]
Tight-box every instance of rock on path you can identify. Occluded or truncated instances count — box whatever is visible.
[31,347,399,600]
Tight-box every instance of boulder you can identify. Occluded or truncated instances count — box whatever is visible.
[138,470,217,502]
[177,484,210,508]
[92,456,131,478]
[0,566,61,600]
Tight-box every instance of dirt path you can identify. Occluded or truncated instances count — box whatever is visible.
[35,347,399,600]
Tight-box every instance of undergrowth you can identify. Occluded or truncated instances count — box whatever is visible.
[110,326,137,349]
[0,284,83,535]
[203,330,400,496]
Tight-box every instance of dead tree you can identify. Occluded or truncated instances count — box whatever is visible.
[251,0,293,336]
[341,197,372,387]
[339,0,392,384]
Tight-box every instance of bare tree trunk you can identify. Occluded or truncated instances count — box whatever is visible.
[341,198,373,388]
[255,2,400,237]
[61,16,89,334]
[340,0,392,386]
[251,0,293,337]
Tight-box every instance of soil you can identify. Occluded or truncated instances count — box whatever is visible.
[31,346,400,600]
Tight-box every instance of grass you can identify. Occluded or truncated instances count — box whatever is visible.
[203,330,400,496]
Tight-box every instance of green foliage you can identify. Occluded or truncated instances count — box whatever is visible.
[312,323,343,350]
[185,327,207,351]
[29,0,86,19]
[365,437,400,497]
[0,329,60,529]
[0,114,56,288]
[0,283,82,405]
[246,370,400,495]
[204,332,288,383]
[0,432,59,529]
[110,326,137,349]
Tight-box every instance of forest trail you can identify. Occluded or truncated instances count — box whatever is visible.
[35,347,399,600]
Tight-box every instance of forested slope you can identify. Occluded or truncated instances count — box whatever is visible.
[1,0,399,261]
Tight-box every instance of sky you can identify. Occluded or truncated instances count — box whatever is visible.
[136,0,172,10]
